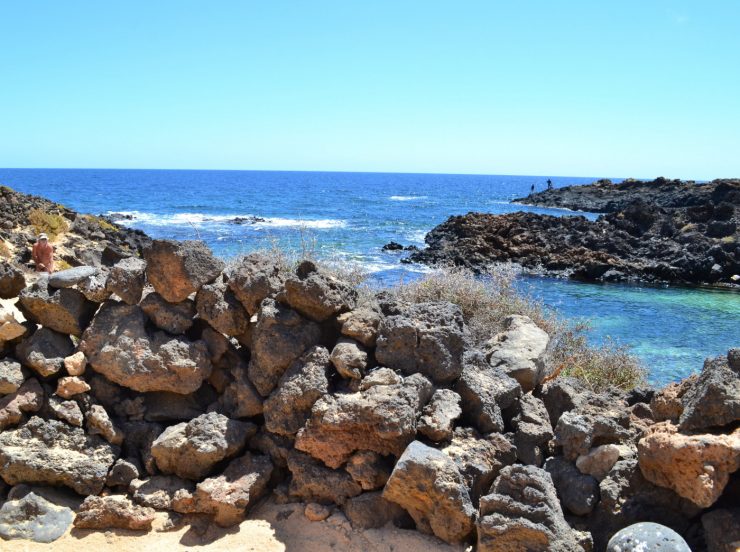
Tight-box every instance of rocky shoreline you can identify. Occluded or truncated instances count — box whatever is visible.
[406,178,740,286]
[0,186,738,551]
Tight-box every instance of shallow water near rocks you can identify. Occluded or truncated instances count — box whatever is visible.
[2,168,738,386]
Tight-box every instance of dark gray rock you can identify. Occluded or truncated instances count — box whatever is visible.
[287,449,362,505]
[79,301,212,394]
[342,491,410,529]
[106,457,141,488]
[214,361,263,419]
[512,393,554,466]
[295,373,432,469]
[678,352,740,431]
[143,239,224,303]
[702,508,740,552]
[18,279,96,336]
[227,253,286,315]
[554,405,631,460]
[0,491,74,543]
[477,464,581,552]
[150,412,255,480]
[281,260,358,322]
[195,278,251,342]
[48,265,98,289]
[0,261,25,299]
[47,396,84,426]
[539,377,589,427]
[376,301,467,385]
[15,327,74,377]
[0,378,43,430]
[106,256,146,304]
[418,388,462,442]
[264,346,330,435]
[140,292,195,335]
[247,298,321,397]
[0,416,118,495]
[455,351,521,433]
[606,522,690,551]
[129,475,195,510]
[143,390,205,422]
[544,456,600,516]
[485,314,550,392]
[250,429,294,468]
[383,440,476,544]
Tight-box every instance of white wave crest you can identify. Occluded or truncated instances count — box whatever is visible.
[389,195,428,201]
[107,211,347,229]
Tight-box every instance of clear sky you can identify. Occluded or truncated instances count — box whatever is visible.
[0,1,738,179]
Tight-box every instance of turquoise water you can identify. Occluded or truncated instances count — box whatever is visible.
[1,168,737,385]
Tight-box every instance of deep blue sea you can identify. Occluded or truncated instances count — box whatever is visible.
[2,168,738,386]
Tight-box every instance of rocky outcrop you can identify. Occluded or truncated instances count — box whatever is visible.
[79,301,212,394]
[143,239,224,302]
[0,416,118,494]
[383,441,476,544]
[410,178,740,286]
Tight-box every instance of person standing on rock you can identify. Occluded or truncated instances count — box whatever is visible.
[32,233,54,273]
[547,178,553,190]
[530,184,535,194]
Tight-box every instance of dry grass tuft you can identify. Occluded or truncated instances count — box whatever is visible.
[29,208,69,240]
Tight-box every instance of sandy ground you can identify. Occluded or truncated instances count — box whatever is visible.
[2,499,464,552]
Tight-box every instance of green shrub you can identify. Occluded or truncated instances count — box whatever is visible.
[29,208,69,240]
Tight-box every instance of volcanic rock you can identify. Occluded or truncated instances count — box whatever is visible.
[344,450,392,491]
[0,261,26,299]
[343,491,409,530]
[418,388,462,442]
[18,279,96,336]
[329,338,368,380]
[74,494,156,531]
[287,449,362,505]
[0,358,25,395]
[139,292,195,335]
[512,392,554,466]
[227,253,286,315]
[106,256,146,304]
[337,303,382,347]
[16,327,74,377]
[678,352,740,431]
[544,456,600,516]
[0,378,43,430]
[606,522,690,552]
[0,491,74,543]
[486,314,550,392]
[48,265,98,289]
[281,260,358,322]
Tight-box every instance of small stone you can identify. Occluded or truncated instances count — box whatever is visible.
[606,522,691,552]
[304,503,331,521]
[330,338,368,380]
[417,388,462,442]
[63,351,86,376]
[48,396,84,427]
[0,358,25,395]
[106,257,146,305]
[56,376,91,399]
[87,404,124,445]
[106,458,141,488]
[576,444,621,481]
[74,495,156,531]
[0,378,43,430]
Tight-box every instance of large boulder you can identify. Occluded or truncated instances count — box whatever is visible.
[106,256,146,304]
[172,453,273,526]
[227,253,286,315]
[195,277,251,343]
[0,416,118,494]
[376,301,467,384]
[477,465,581,552]
[0,491,74,543]
[287,449,362,505]
[264,346,330,435]
[485,314,550,392]
[15,327,74,377]
[678,351,740,431]
[0,378,43,430]
[74,495,156,531]
[455,351,521,433]
[79,301,212,394]
[247,298,320,397]
[150,412,255,480]
[383,440,476,544]
[139,292,195,335]
[637,422,740,508]
[295,373,433,468]
[143,239,224,303]
[18,279,96,336]
[281,260,357,322]
[48,265,98,289]
[0,261,26,299]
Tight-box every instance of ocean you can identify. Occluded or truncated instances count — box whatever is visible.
[2,168,738,386]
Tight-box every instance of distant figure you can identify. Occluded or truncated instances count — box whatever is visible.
[32,233,54,273]
[530,184,535,194]
[547,178,553,190]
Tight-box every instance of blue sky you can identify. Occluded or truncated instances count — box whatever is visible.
[0,1,738,178]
